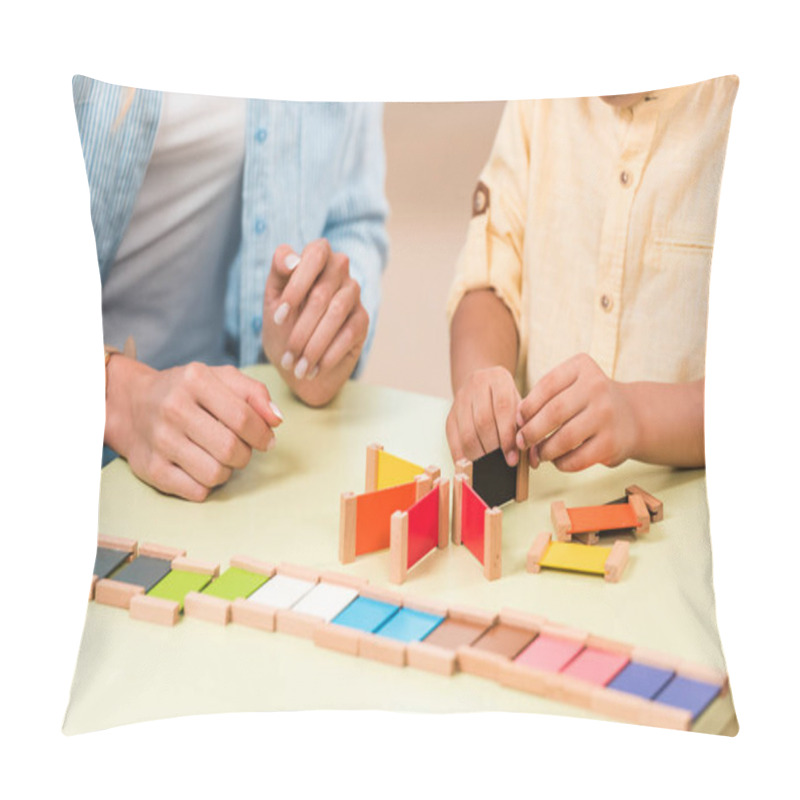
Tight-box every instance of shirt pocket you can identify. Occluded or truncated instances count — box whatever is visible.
[645,231,714,272]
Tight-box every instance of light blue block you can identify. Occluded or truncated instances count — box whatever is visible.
[374,607,444,643]
[331,596,399,633]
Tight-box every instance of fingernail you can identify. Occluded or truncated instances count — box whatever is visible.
[507,450,518,467]
[266,436,277,452]
[281,351,294,370]
[294,357,308,379]
[273,302,290,325]
[269,401,283,421]
[307,366,319,380]
[285,253,301,271]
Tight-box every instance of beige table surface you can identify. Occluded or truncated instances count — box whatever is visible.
[64,366,736,735]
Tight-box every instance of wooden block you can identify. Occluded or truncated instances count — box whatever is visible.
[365,443,383,492]
[590,686,658,727]
[359,585,404,607]
[229,556,276,578]
[276,563,320,583]
[276,608,324,639]
[630,647,681,674]
[359,632,407,666]
[639,700,694,731]
[438,479,450,549]
[94,579,145,609]
[628,493,650,534]
[291,581,361,622]
[483,507,502,581]
[138,542,187,560]
[389,510,409,585]
[170,556,220,577]
[426,465,441,483]
[89,574,98,601]
[572,532,600,546]
[230,598,277,631]
[586,634,634,657]
[539,624,589,645]
[452,473,465,546]
[604,540,630,582]
[675,661,729,693]
[526,532,552,573]
[516,447,529,502]
[498,608,548,632]
[248,573,316,609]
[499,660,549,695]
[456,645,508,681]
[97,534,138,555]
[539,541,610,576]
[375,448,426,490]
[339,491,357,564]
[551,501,572,541]
[129,594,180,626]
[626,485,664,522]
[422,616,492,652]
[183,591,231,625]
[454,457,472,480]
[447,605,498,629]
[313,622,362,656]
[562,647,630,686]
[406,641,458,676]
[317,570,368,590]
[414,472,433,502]
[547,673,597,709]
[401,594,449,619]
[515,633,585,673]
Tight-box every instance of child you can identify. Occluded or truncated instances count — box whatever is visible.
[446,77,738,473]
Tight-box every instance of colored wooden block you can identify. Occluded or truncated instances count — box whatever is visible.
[313,622,362,656]
[93,578,145,609]
[472,447,521,508]
[515,634,584,673]
[528,536,630,582]
[653,675,722,720]
[170,556,220,577]
[93,546,132,580]
[317,570,368,591]
[551,495,649,542]
[103,555,173,593]
[421,616,491,651]
[607,661,676,700]
[247,573,316,609]
[455,646,509,681]
[147,569,213,610]
[97,534,138,555]
[230,597,276,631]
[201,566,270,602]
[470,622,538,660]
[459,480,503,579]
[129,594,180,626]
[290,581,360,622]
[375,607,445,643]
[373,446,426,491]
[561,647,630,686]
[358,632,407,666]
[331,595,400,633]
[138,542,187,561]
[406,641,458,676]
[183,591,232,625]
[229,556,276,577]
[276,563,320,583]
[275,608,325,639]
[626,485,664,522]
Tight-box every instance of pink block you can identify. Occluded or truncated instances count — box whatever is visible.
[562,647,630,686]
[461,482,488,565]
[407,488,439,568]
[515,634,584,673]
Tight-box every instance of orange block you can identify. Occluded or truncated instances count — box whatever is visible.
[355,482,417,556]
[566,504,638,534]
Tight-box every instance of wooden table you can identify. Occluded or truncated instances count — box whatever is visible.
[64,366,737,735]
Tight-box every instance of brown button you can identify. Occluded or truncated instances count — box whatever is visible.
[600,294,613,311]
[620,170,631,186]
[472,181,490,217]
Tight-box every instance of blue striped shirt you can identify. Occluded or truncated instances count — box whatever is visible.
[72,75,389,371]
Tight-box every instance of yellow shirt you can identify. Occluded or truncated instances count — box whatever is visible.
[447,76,739,390]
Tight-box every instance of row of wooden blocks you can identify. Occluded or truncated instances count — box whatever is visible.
[90,535,726,732]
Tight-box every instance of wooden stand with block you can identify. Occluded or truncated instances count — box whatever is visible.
[551,494,650,543]
[527,532,630,582]
[452,470,503,581]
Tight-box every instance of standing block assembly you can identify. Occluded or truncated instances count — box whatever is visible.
[365,443,436,492]
[452,471,503,581]
[551,494,650,543]
[527,532,630,582]
[389,478,450,584]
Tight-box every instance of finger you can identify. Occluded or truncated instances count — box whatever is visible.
[272,239,333,329]
[265,245,302,306]
[170,435,234,489]
[517,356,582,425]
[536,409,596,464]
[471,383,500,457]
[455,392,482,462]
[490,380,520,466]
[552,436,604,473]
[188,364,272,451]
[294,280,359,379]
[311,304,368,376]
[215,366,284,429]
[183,404,254,469]
[516,381,587,452]
[446,409,465,463]
[143,455,211,502]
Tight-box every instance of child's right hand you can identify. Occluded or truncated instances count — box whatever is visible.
[446,366,521,467]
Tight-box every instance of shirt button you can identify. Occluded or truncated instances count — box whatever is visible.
[255,128,267,143]
[600,294,613,312]
[254,218,266,234]
[251,316,262,334]
[620,170,631,186]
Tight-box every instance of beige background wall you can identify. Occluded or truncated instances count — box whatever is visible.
[360,102,505,399]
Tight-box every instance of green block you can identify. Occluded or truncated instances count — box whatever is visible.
[147,570,212,610]
[201,566,270,601]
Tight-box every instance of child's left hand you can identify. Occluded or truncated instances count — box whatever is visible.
[516,353,637,472]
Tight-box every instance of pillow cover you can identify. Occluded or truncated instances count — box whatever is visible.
[64,76,738,737]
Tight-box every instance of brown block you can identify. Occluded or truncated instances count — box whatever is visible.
[94,579,145,609]
[406,641,458,676]
[515,447,529,503]
[229,556,276,577]
[129,594,180,626]
[626,485,664,522]
[359,632,407,667]
[275,608,324,639]
[313,623,362,656]
[138,542,187,560]
[171,556,220,577]
[230,598,277,632]
[183,592,231,625]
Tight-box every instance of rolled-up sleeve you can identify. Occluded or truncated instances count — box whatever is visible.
[447,101,531,337]
[323,103,389,375]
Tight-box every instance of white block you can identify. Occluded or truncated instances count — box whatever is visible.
[247,574,316,609]
[290,582,360,622]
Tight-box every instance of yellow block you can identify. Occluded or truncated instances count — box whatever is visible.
[539,541,610,575]
[376,450,426,490]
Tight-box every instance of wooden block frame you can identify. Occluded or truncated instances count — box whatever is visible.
[526,533,630,582]
[626,485,664,522]
[551,495,650,543]
[365,442,439,493]
[452,472,503,580]
[389,478,450,584]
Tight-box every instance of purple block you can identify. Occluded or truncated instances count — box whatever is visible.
[653,675,721,720]
[607,661,675,700]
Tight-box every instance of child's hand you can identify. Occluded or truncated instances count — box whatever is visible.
[446,366,521,467]
[516,353,637,472]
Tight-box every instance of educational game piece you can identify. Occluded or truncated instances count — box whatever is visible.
[365,443,429,492]
[331,594,400,634]
[452,473,503,580]
[375,607,445,643]
[607,661,676,700]
[561,647,631,687]
[652,675,722,721]
[94,555,175,609]
[389,478,450,584]
[526,532,630,582]
[551,494,649,542]
[626,485,664,522]
[340,469,438,565]
[470,447,529,507]
[93,547,133,582]
[515,633,585,673]
[277,574,366,639]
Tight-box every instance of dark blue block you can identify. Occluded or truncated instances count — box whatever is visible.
[93,546,132,579]
[112,556,173,592]
[374,608,445,643]
[608,661,675,700]
[331,596,399,633]
[654,675,721,720]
